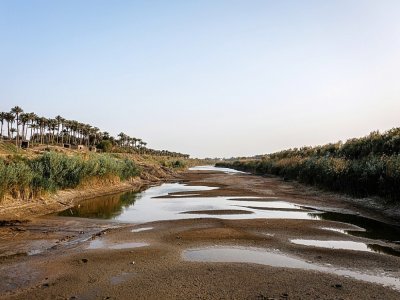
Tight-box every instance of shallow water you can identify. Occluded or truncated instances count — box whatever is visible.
[59,182,317,223]
[309,211,400,244]
[58,166,400,253]
[290,239,373,252]
[182,246,400,291]
[320,227,349,234]
[189,165,247,174]
[131,227,153,233]
[87,240,148,250]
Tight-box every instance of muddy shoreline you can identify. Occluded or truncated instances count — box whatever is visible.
[1,169,400,299]
[0,164,180,221]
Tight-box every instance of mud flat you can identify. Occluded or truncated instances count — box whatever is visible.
[1,167,400,299]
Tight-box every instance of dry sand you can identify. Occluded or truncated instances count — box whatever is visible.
[1,170,400,299]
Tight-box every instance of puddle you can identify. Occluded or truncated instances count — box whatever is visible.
[234,201,301,210]
[59,183,317,223]
[181,209,254,215]
[228,197,279,202]
[182,246,400,291]
[320,227,351,234]
[131,227,153,233]
[309,212,400,244]
[24,240,58,256]
[367,244,400,257]
[27,249,43,256]
[87,239,148,250]
[291,239,372,252]
[189,165,247,174]
[170,193,200,197]
[238,206,306,212]
[58,190,140,219]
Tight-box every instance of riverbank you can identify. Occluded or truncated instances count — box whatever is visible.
[1,168,400,299]
[0,151,185,220]
[216,161,400,225]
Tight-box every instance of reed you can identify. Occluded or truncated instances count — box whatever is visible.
[217,128,400,201]
[0,151,139,201]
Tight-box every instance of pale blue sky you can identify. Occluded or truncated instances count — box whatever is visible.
[1,1,400,158]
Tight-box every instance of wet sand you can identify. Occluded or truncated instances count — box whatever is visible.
[1,170,400,299]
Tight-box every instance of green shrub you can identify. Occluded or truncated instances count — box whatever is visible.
[0,151,140,200]
[97,140,113,152]
[217,153,400,202]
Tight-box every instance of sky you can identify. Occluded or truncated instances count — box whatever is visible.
[1,0,400,158]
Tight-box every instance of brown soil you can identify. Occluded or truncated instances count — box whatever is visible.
[1,170,400,299]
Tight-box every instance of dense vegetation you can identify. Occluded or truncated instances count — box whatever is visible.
[0,106,189,158]
[217,128,400,202]
[0,151,139,201]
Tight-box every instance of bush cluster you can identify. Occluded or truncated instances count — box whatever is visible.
[161,159,187,169]
[217,128,400,202]
[0,152,139,200]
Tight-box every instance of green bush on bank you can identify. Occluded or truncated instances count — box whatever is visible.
[162,159,187,169]
[0,151,140,200]
[217,155,400,201]
[216,128,400,202]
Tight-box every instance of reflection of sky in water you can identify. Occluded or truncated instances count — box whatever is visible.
[59,173,400,253]
[290,238,400,257]
[115,184,315,223]
[87,240,148,250]
[189,165,247,174]
[183,246,400,291]
[309,211,400,244]
[60,182,318,223]
[290,239,372,252]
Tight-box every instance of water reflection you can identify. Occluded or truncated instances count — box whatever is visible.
[309,212,400,244]
[290,239,372,252]
[189,165,247,174]
[58,191,138,219]
[58,181,400,257]
[87,240,148,250]
[183,246,400,291]
[367,244,400,257]
[58,183,318,222]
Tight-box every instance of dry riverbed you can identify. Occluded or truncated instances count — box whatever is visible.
[1,169,400,299]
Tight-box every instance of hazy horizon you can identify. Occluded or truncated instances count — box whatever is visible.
[1,1,400,158]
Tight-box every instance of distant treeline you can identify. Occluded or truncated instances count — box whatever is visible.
[0,151,139,200]
[0,105,189,158]
[217,128,400,201]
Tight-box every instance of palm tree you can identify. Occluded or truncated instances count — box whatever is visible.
[63,120,71,144]
[19,113,30,141]
[0,112,5,139]
[102,132,110,140]
[36,117,46,144]
[10,128,16,139]
[70,120,79,144]
[47,119,57,144]
[27,113,37,141]
[11,106,23,146]
[5,112,15,140]
[55,115,64,144]
[29,123,39,143]
[118,132,126,148]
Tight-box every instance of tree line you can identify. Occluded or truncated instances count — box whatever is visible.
[217,128,400,202]
[0,106,189,158]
